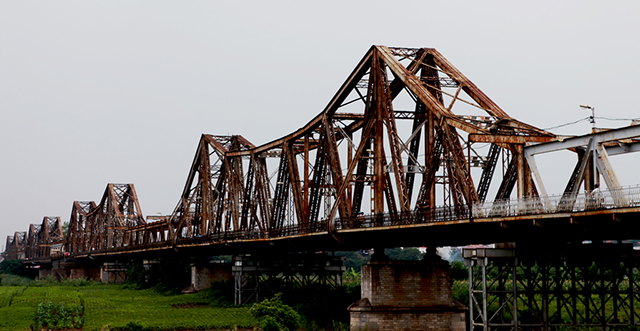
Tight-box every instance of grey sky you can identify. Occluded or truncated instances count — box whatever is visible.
[2,1,640,245]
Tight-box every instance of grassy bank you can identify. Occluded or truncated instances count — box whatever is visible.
[0,278,258,331]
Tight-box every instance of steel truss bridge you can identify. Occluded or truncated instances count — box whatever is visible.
[4,45,640,329]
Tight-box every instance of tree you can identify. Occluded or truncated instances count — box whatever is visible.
[450,261,467,280]
[0,259,25,276]
[385,247,424,260]
[250,293,300,331]
[335,251,369,273]
[62,221,70,238]
[447,247,463,262]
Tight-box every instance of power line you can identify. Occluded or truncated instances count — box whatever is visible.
[595,116,640,122]
[543,117,590,130]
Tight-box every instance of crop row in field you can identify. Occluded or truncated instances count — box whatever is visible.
[0,282,258,331]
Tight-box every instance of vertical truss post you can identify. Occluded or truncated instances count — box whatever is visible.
[465,244,640,331]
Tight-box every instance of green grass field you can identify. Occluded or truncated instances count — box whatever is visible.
[0,280,258,331]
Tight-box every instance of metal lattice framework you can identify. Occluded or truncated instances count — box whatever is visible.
[162,46,555,244]
[5,231,27,260]
[465,245,640,331]
[63,183,145,256]
[24,216,64,260]
[6,46,640,259]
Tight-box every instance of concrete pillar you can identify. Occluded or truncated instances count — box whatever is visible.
[349,254,466,331]
[38,268,53,280]
[100,262,129,283]
[188,260,232,292]
[143,259,161,284]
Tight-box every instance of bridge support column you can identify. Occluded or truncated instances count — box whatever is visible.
[69,266,101,280]
[100,262,129,283]
[464,242,640,331]
[233,253,346,305]
[45,258,100,281]
[143,259,161,284]
[187,260,232,292]
[348,251,466,331]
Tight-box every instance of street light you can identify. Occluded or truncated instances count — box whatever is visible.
[580,104,599,188]
[580,104,595,129]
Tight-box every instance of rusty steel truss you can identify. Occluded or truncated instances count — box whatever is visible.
[4,216,63,261]
[8,46,640,260]
[160,46,555,246]
[63,183,145,256]
[5,231,27,260]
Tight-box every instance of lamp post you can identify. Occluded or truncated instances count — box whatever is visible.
[580,104,596,130]
[580,104,598,188]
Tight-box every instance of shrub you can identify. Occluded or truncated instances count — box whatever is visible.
[0,260,26,277]
[250,293,300,331]
[452,280,469,305]
[0,274,35,286]
[198,280,235,307]
[111,321,150,331]
[32,276,97,287]
[450,261,468,281]
[34,301,84,330]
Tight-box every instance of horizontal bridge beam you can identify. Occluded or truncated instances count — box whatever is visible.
[525,125,640,156]
[469,134,557,144]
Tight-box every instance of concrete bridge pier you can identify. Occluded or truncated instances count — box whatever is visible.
[68,265,101,280]
[349,249,466,331]
[39,258,101,281]
[142,259,161,283]
[186,259,232,293]
[100,262,130,283]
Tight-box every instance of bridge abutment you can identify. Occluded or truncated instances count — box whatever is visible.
[39,257,101,281]
[100,262,130,283]
[232,253,346,305]
[349,251,466,331]
[188,259,232,292]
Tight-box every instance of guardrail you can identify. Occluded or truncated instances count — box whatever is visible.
[53,185,640,257]
[472,185,640,218]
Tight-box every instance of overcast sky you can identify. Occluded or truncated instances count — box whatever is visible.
[2,1,640,247]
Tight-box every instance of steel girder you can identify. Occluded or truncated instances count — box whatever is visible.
[525,125,640,211]
[62,184,145,256]
[5,231,26,260]
[166,46,555,245]
[65,201,96,254]
[4,46,579,257]
[465,245,640,331]
[24,216,64,259]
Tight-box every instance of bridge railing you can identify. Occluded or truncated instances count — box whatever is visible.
[174,205,475,246]
[472,185,640,218]
[335,205,472,230]
[65,186,640,256]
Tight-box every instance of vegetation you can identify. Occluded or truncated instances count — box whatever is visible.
[384,247,424,260]
[0,259,28,278]
[336,247,425,272]
[450,260,468,281]
[123,260,191,294]
[0,248,454,330]
[250,293,300,331]
[34,301,85,330]
[0,273,359,330]
[0,282,257,331]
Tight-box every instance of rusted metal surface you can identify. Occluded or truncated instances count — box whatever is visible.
[5,231,26,260]
[24,217,64,260]
[162,46,557,247]
[5,46,640,261]
[61,184,146,257]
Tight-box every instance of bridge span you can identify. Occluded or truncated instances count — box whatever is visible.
[4,46,640,331]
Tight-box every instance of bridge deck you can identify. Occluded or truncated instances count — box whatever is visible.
[48,186,640,262]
